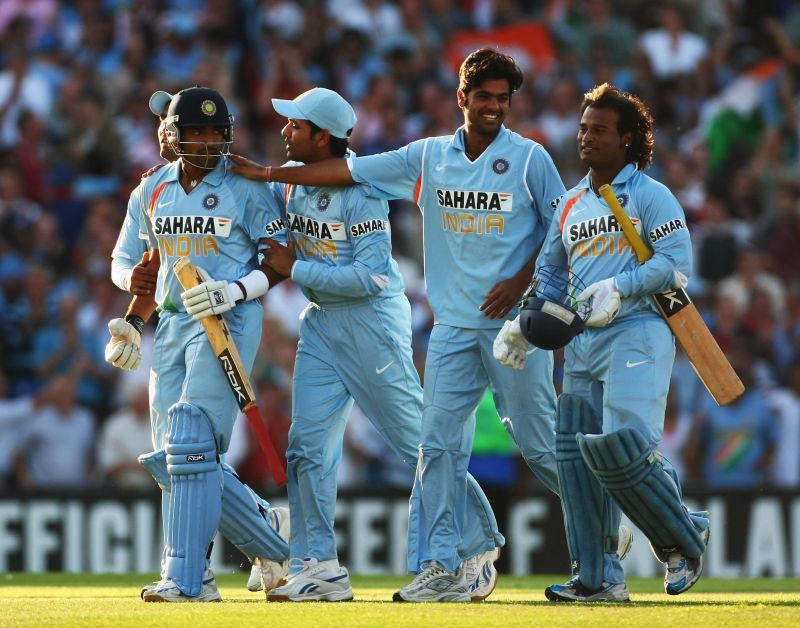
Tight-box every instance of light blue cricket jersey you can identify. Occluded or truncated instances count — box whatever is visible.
[349,126,565,329]
[537,163,693,321]
[112,158,285,311]
[272,161,404,307]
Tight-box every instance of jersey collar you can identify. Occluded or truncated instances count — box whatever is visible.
[578,162,639,191]
[450,125,508,153]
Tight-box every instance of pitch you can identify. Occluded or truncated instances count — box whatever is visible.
[2,573,798,627]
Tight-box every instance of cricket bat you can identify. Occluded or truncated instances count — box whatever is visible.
[598,184,744,406]
[173,256,287,485]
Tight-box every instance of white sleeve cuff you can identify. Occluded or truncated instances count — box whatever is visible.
[236,268,270,301]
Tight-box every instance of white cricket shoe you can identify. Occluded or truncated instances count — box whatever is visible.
[463,548,499,601]
[247,506,291,592]
[618,524,633,561]
[664,526,710,595]
[393,561,471,602]
[266,558,353,602]
[142,573,221,603]
[545,576,630,602]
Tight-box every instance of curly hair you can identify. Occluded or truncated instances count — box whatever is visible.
[458,48,523,98]
[580,83,655,170]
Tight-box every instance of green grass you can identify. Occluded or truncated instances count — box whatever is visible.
[1,573,799,627]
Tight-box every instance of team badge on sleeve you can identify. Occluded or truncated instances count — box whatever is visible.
[202,193,220,210]
[492,158,510,175]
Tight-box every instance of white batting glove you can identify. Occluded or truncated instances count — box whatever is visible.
[181,278,243,320]
[493,316,533,370]
[578,277,621,327]
[105,318,142,371]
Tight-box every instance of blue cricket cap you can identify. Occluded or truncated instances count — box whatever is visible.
[148,90,173,118]
[272,88,356,139]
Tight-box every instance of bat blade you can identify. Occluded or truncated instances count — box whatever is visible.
[173,256,287,484]
[598,185,744,406]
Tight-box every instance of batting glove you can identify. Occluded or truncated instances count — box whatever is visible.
[105,318,142,371]
[182,279,243,320]
[578,277,621,327]
[493,316,533,370]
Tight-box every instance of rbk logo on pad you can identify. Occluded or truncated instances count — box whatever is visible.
[186,454,205,462]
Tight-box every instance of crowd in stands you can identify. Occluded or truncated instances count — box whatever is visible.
[0,0,799,495]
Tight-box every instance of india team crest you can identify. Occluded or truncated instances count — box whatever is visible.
[202,193,220,210]
[317,192,331,212]
[617,193,629,208]
[492,158,510,175]
[201,99,217,116]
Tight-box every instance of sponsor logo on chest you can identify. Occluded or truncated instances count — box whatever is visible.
[435,188,512,212]
[154,215,232,237]
[286,212,346,241]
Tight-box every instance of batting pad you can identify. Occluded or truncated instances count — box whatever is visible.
[139,449,170,490]
[220,464,289,562]
[164,402,222,597]
[556,394,619,590]
[577,428,707,562]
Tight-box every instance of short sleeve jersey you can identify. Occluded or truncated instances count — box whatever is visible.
[537,163,693,320]
[112,158,285,312]
[271,161,404,307]
[349,126,565,329]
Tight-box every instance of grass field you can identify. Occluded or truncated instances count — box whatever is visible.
[1,573,799,627]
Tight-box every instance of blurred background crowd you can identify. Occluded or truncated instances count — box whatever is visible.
[0,0,798,498]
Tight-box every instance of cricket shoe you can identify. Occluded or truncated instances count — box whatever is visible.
[393,561,471,602]
[463,548,499,601]
[266,558,353,602]
[545,577,630,602]
[247,506,292,592]
[618,524,633,561]
[142,574,222,602]
[664,526,710,595]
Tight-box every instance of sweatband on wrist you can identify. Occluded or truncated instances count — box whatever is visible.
[125,314,145,335]
[236,269,270,302]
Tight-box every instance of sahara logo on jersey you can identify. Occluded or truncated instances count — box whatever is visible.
[265,217,286,236]
[286,212,346,240]
[153,215,232,237]
[566,214,640,258]
[436,188,512,212]
[566,215,625,243]
[351,219,388,237]
[649,219,687,243]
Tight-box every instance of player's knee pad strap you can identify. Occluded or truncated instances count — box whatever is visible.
[219,465,288,562]
[577,428,707,561]
[138,449,169,491]
[555,394,616,590]
[164,402,222,596]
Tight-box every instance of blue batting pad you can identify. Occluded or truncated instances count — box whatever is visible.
[578,428,708,562]
[556,394,619,590]
[219,464,289,562]
[164,402,222,597]
[139,449,170,490]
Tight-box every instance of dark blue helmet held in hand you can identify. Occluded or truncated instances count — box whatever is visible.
[519,266,589,350]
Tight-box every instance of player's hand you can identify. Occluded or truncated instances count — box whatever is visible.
[493,316,532,370]
[578,277,620,327]
[181,276,244,320]
[105,318,142,371]
[227,153,270,181]
[480,275,527,319]
[262,238,296,276]
[129,250,159,295]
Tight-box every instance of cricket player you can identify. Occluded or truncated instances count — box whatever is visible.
[248,87,504,602]
[495,83,710,601]
[228,49,566,601]
[106,89,290,598]
[108,86,289,602]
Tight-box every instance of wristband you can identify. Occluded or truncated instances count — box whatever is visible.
[125,314,145,335]
[265,166,272,182]
[233,280,247,304]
